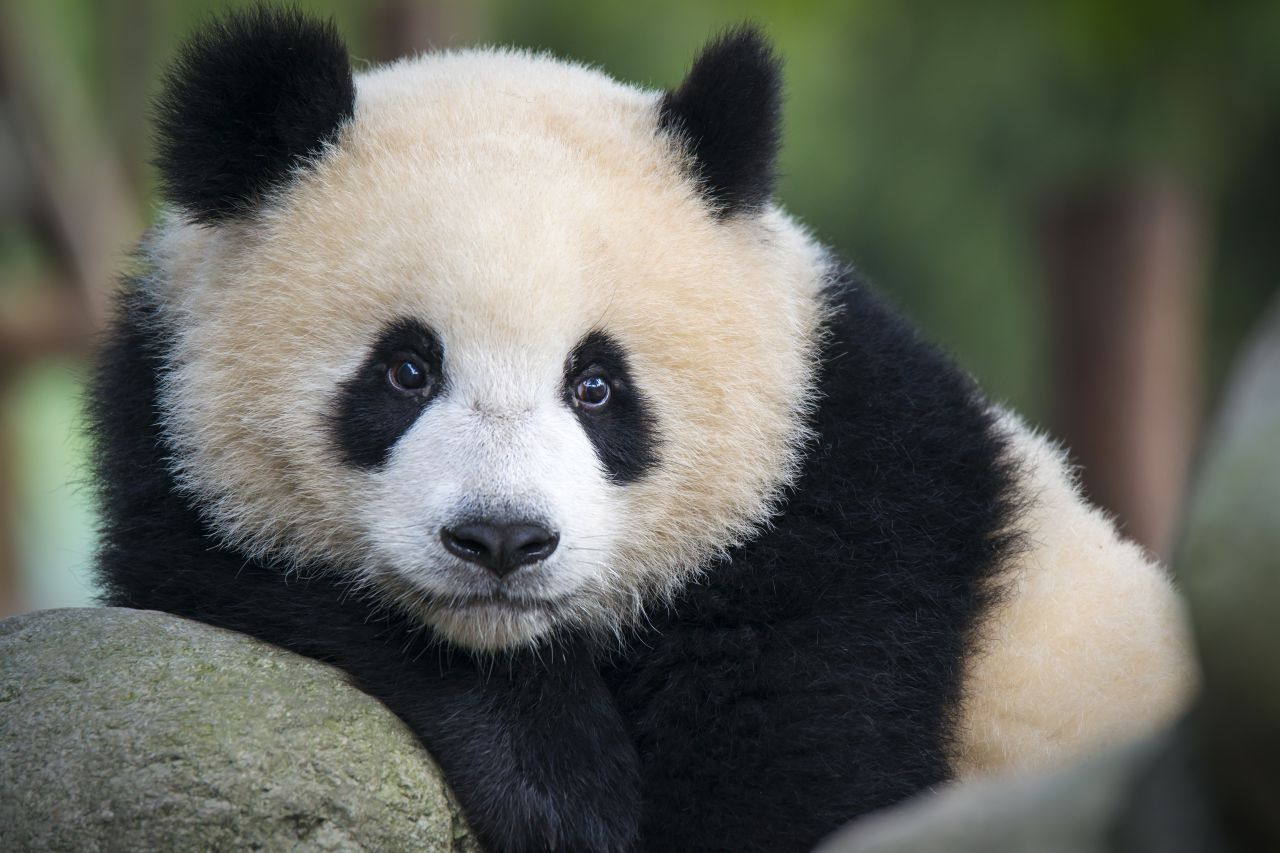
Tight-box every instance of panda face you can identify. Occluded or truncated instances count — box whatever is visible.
[331,315,645,649]
[152,49,828,649]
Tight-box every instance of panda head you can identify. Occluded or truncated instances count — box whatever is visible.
[150,8,828,650]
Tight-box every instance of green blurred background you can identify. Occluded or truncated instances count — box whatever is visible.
[1,0,1277,614]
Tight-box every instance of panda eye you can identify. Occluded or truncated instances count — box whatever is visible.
[387,357,430,393]
[573,374,612,411]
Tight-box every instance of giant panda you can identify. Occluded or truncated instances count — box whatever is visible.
[90,8,1194,853]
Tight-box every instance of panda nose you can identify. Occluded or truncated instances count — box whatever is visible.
[440,521,559,577]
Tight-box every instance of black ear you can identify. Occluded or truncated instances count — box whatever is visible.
[154,6,355,224]
[658,27,782,217]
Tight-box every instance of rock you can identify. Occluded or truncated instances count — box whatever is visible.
[1178,296,1280,849]
[0,607,479,852]
[816,723,1225,853]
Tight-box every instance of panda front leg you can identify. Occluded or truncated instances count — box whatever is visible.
[362,634,643,853]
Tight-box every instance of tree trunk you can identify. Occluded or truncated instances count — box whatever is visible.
[1038,181,1205,559]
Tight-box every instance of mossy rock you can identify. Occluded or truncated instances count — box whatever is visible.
[0,607,479,852]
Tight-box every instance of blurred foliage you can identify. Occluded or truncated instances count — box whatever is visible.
[3,0,1278,606]
[6,363,97,608]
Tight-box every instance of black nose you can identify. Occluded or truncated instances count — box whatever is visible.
[440,521,559,577]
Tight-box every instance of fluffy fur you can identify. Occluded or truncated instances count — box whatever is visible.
[92,10,1194,853]
[153,6,354,223]
[953,413,1194,776]
[659,27,782,215]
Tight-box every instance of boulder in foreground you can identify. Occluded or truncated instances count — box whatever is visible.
[0,607,478,852]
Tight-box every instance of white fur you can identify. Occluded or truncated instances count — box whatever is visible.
[362,389,624,650]
[952,412,1197,776]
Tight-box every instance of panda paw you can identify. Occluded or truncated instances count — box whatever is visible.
[467,771,640,853]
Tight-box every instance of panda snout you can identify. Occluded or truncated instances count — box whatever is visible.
[440,520,560,577]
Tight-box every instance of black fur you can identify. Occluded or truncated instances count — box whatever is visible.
[603,268,1022,852]
[154,6,355,223]
[564,331,661,483]
[659,27,782,216]
[331,318,445,469]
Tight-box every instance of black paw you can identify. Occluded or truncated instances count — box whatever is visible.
[470,779,639,853]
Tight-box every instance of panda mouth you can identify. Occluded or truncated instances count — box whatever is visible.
[447,592,561,615]
[423,588,575,650]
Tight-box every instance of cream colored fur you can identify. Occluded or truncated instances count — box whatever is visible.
[147,48,829,646]
[953,412,1197,777]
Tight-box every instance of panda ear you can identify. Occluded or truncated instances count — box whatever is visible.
[658,26,782,217]
[154,6,355,224]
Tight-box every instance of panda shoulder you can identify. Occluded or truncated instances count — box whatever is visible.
[952,410,1197,777]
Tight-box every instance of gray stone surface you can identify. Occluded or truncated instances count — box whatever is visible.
[1180,296,1280,725]
[1177,296,1280,849]
[817,724,1223,853]
[0,607,479,852]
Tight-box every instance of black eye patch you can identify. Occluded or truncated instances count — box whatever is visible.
[564,331,660,483]
[331,318,443,469]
